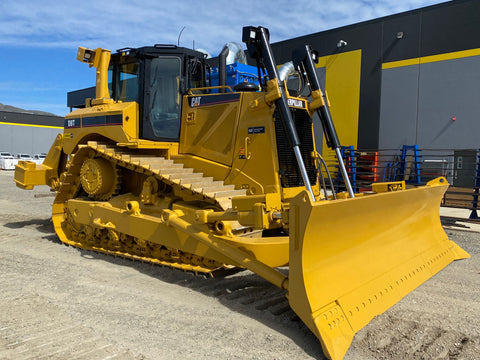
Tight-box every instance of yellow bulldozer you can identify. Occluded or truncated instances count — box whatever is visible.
[14,26,468,360]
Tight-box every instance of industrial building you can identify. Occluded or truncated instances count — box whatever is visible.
[271,0,480,152]
[0,111,63,156]
[265,0,480,190]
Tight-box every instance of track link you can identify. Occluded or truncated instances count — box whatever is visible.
[52,141,247,275]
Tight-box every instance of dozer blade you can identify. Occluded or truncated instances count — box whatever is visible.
[287,177,469,360]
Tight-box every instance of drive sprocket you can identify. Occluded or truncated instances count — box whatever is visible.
[79,157,120,201]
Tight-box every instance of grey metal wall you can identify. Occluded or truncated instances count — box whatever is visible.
[0,123,61,156]
[379,54,480,150]
[379,65,419,149]
[0,111,63,156]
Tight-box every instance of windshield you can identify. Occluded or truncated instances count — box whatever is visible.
[148,57,181,139]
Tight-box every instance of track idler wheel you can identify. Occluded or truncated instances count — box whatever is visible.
[80,157,120,200]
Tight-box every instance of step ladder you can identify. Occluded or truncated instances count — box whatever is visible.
[397,145,422,184]
[383,145,421,183]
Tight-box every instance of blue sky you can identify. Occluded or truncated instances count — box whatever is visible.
[0,0,447,116]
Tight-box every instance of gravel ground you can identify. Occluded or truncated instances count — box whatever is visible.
[0,170,479,360]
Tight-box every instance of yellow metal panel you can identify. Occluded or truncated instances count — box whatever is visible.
[180,96,240,166]
[63,101,138,154]
[122,102,139,140]
[227,92,283,194]
[319,50,361,165]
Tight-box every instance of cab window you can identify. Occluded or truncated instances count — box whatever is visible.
[108,62,139,102]
[117,62,139,102]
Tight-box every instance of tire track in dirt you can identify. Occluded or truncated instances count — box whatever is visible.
[0,292,141,360]
[353,313,480,359]
[173,271,311,337]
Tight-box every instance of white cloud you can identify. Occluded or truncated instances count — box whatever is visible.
[0,81,61,92]
[0,0,448,54]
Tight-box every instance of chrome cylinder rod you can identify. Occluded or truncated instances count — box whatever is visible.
[294,145,316,201]
[335,147,355,198]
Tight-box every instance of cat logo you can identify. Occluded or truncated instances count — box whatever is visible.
[190,96,201,107]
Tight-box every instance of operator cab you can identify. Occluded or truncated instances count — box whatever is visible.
[107,45,207,142]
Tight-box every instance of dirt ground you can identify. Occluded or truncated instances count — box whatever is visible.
[0,170,479,360]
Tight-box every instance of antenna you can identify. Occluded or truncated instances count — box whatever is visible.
[178,26,186,46]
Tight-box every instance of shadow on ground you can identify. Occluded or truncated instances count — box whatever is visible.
[4,218,58,236]
[7,216,326,359]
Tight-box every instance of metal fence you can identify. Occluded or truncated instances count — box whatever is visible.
[321,145,479,218]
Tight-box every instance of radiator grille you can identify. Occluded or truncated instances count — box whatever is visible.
[274,108,317,188]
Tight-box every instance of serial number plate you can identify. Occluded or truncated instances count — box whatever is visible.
[248,126,265,134]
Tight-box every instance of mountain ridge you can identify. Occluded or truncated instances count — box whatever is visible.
[0,103,59,117]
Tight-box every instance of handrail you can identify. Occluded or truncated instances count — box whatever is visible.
[188,86,233,95]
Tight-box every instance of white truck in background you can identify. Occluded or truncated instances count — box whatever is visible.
[0,152,16,170]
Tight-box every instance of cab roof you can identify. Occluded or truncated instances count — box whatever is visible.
[113,45,208,60]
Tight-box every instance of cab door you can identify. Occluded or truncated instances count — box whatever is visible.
[142,56,182,141]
